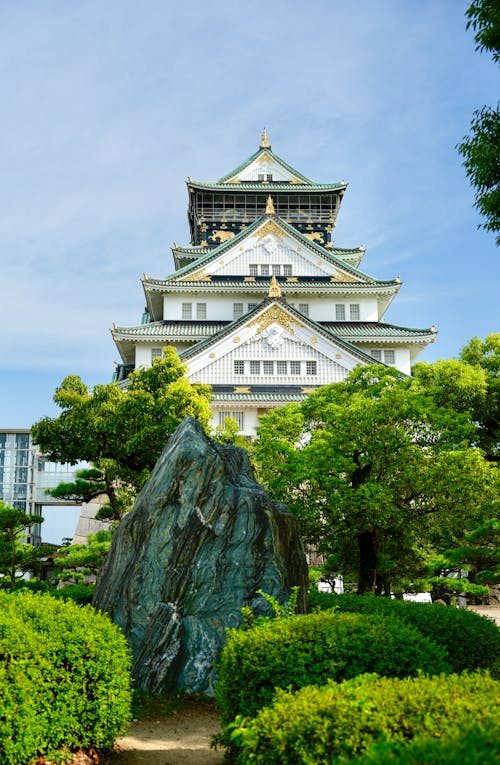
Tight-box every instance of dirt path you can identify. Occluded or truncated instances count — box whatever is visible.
[106,701,224,765]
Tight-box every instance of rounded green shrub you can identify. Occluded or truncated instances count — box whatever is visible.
[215,610,449,726]
[309,590,500,674]
[349,727,500,765]
[0,590,132,765]
[227,672,500,764]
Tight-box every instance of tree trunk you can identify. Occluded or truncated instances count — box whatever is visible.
[357,530,378,595]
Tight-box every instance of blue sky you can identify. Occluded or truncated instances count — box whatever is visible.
[1,0,498,428]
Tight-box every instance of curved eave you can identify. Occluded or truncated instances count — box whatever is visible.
[188,180,347,193]
[143,279,401,295]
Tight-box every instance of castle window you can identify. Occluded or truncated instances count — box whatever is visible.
[371,350,382,361]
[196,303,207,319]
[219,411,244,429]
[233,303,244,319]
[277,361,287,375]
[298,303,309,317]
[234,361,244,375]
[290,361,301,375]
[151,348,162,361]
[349,304,360,320]
[249,264,258,276]
[258,174,265,181]
[335,304,345,320]
[250,361,261,375]
[182,303,192,320]
[283,264,292,276]
[384,350,395,365]
[306,361,317,375]
[272,264,281,276]
[263,361,274,375]
[267,174,273,181]
[261,264,270,276]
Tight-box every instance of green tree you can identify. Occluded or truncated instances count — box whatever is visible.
[0,502,48,589]
[255,366,498,595]
[32,348,212,519]
[53,530,113,584]
[457,1,500,243]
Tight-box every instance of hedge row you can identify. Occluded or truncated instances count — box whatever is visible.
[309,590,500,674]
[0,590,132,765]
[215,610,450,725]
[226,672,500,764]
[349,727,500,765]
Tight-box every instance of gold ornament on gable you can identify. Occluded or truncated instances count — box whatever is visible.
[248,305,303,335]
[255,220,285,241]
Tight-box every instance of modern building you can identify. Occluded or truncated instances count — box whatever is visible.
[0,429,80,544]
[112,131,436,435]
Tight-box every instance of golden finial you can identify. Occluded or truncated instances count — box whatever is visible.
[260,127,270,149]
[265,195,275,214]
[268,274,282,298]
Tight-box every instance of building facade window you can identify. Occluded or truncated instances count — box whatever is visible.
[249,264,258,276]
[234,360,245,375]
[250,360,260,374]
[151,348,163,361]
[384,350,395,365]
[182,303,192,320]
[260,264,270,276]
[349,303,360,320]
[218,411,244,429]
[263,361,274,375]
[298,303,309,317]
[335,304,345,320]
[196,303,207,319]
[272,264,281,275]
[306,361,317,375]
[371,350,382,361]
[290,361,301,375]
[277,361,287,375]
[283,264,292,276]
[370,349,396,365]
[233,303,244,319]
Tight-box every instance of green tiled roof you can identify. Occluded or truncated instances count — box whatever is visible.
[216,147,314,184]
[112,321,226,338]
[144,279,398,292]
[213,391,309,402]
[322,322,434,338]
[158,215,376,284]
[188,180,345,192]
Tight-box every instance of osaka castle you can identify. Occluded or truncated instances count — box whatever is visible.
[111,130,436,435]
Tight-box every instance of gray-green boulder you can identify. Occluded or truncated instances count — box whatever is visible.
[93,416,308,695]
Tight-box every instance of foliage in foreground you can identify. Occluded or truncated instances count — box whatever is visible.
[215,610,449,727]
[225,672,500,764]
[0,590,132,765]
[348,726,500,765]
[309,591,500,675]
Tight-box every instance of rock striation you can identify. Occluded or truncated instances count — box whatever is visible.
[93,416,308,695]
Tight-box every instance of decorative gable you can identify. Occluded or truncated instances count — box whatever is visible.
[225,151,302,184]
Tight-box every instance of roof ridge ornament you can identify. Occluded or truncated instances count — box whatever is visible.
[260,127,270,149]
[265,195,276,214]
[268,274,282,298]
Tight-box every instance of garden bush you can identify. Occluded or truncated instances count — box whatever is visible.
[0,590,132,765]
[215,610,449,726]
[226,671,500,764]
[348,726,500,765]
[309,590,500,674]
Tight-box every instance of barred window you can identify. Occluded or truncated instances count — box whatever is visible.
[250,361,261,374]
[277,361,287,375]
[196,303,207,320]
[349,304,360,320]
[234,360,245,375]
[263,361,274,375]
[219,411,244,429]
[371,350,382,361]
[151,348,162,361]
[249,264,258,276]
[272,264,281,275]
[261,264,270,276]
[298,303,309,317]
[335,304,345,320]
[384,350,395,365]
[283,264,292,276]
[182,303,192,320]
[290,361,301,375]
[306,361,317,375]
[233,303,244,319]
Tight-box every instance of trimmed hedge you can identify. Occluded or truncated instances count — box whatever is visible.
[309,590,500,674]
[0,590,132,765]
[215,610,450,726]
[349,727,500,765]
[227,672,500,764]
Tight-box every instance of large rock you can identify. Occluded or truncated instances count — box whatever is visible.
[93,416,308,695]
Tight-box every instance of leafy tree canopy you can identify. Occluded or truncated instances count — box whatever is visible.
[254,363,498,596]
[32,348,212,518]
[0,502,49,589]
